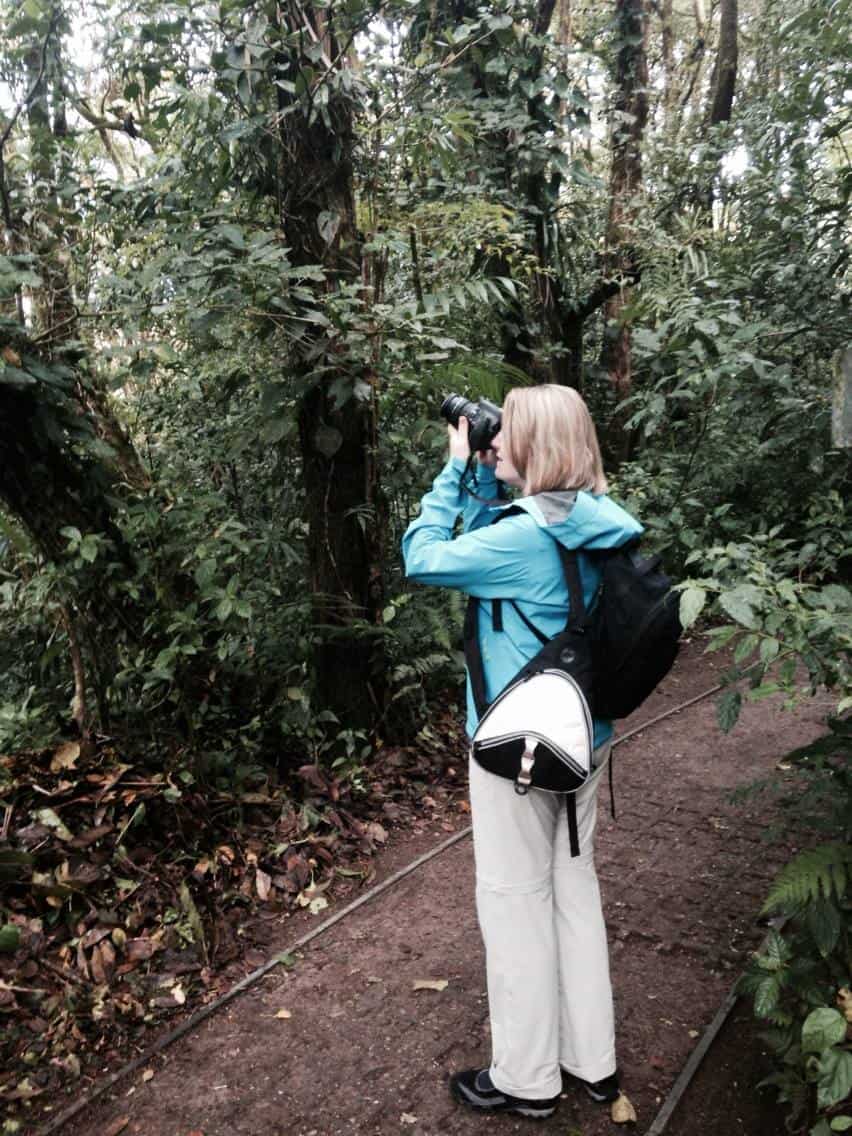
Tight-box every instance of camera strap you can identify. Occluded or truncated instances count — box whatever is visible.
[458,455,507,506]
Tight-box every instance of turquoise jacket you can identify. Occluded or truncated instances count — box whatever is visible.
[402,457,643,746]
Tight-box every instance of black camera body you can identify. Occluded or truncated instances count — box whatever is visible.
[440,393,502,452]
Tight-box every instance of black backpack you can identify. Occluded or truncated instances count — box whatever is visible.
[463,513,681,853]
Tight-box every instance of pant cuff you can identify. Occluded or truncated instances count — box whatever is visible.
[560,1051,617,1083]
[489,1065,562,1101]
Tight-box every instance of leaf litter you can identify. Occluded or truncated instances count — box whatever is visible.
[0,709,469,1130]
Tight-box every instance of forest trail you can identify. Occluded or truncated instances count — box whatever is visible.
[59,642,832,1136]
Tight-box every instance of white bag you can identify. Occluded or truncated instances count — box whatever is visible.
[471,669,593,796]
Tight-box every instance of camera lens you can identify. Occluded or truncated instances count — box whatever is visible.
[440,394,476,427]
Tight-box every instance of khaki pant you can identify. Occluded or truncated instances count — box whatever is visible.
[468,744,616,1100]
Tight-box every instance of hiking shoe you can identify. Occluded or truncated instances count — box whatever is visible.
[574,1071,620,1103]
[450,1068,559,1119]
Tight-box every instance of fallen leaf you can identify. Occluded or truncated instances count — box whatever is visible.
[309,896,328,915]
[688,1029,700,1038]
[172,982,186,1005]
[81,926,112,950]
[413,979,448,992]
[126,938,159,962]
[2,346,21,366]
[101,1118,130,1136]
[837,987,852,1023]
[51,741,81,773]
[35,807,73,842]
[10,1076,43,1100]
[142,1069,154,1082]
[275,1008,292,1019]
[255,868,272,901]
[400,1113,418,1125]
[90,943,108,985]
[57,1052,81,1078]
[611,1092,637,1124]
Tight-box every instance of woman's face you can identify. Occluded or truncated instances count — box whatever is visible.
[490,429,524,490]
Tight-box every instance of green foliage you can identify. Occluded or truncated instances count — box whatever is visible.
[763,846,852,917]
[739,724,852,1135]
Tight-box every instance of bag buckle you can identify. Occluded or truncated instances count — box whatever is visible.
[515,739,537,795]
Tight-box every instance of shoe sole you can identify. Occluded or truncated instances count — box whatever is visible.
[583,1087,618,1103]
[451,1081,556,1119]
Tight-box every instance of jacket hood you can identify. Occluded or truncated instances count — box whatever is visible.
[502,489,644,551]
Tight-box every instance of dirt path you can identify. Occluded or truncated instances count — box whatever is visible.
[57,642,833,1136]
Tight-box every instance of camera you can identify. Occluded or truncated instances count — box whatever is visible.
[440,393,502,452]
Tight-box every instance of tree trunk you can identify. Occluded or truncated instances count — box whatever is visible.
[659,0,675,128]
[601,0,648,463]
[274,1,386,731]
[699,0,738,213]
[0,337,144,729]
[707,0,738,127]
[25,32,76,349]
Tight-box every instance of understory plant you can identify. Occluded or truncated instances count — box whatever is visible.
[738,763,852,1134]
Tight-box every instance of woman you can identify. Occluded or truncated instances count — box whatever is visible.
[402,385,642,1120]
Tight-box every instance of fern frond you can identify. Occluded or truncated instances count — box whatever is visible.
[390,652,453,685]
[762,843,852,915]
[431,355,534,403]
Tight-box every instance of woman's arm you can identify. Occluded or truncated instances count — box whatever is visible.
[461,460,505,533]
[402,458,534,596]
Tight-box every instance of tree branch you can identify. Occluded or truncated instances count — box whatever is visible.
[0,9,60,151]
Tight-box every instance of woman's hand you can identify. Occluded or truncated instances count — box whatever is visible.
[448,416,497,467]
[448,416,471,461]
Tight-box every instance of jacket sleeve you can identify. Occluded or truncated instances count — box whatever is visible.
[402,459,534,597]
[461,463,506,533]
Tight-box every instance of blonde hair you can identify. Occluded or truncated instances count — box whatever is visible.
[503,385,608,496]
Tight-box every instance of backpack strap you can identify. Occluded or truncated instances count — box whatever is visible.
[508,600,548,645]
[463,596,489,718]
[555,546,586,629]
[566,795,580,857]
[491,598,503,632]
[608,752,617,821]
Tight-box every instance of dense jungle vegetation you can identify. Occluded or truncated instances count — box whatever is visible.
[0,0,850,1130]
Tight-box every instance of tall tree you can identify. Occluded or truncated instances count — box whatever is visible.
[273,1,387,728]
[706,0,738,128]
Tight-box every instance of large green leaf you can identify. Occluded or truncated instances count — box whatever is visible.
[678,587,706,630]
[817,1050,852,1110]
[719,587,760,629]
[716,689,742,734]
[806,897,842,958]
[754,975,781,1018]
[803,1008,847,1053]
